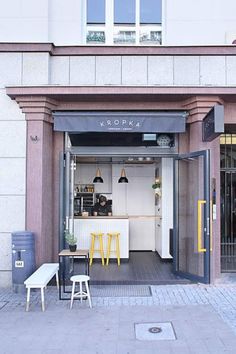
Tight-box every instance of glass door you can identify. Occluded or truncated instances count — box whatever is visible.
[59,151,76,251]
[173,150,211,283]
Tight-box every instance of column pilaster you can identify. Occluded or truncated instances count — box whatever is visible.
[16,96,58,266]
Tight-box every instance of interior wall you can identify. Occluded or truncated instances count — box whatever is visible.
[74,160,156,251]
[155,158,173,258]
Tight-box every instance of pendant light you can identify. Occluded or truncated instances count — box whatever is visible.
[118,168,128,183]
[93,168,103,183]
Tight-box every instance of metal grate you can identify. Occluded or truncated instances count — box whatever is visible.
[0,301,8,310]
[90,285,152,297]
[135,322,176,341]
[220,134,236,272]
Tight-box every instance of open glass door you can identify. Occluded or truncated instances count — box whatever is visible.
[59,150,75,251]
[173,150,211,283]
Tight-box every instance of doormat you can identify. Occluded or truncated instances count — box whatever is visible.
[0,301,8,310]
[135,322,176,341]
[90,285,152,297]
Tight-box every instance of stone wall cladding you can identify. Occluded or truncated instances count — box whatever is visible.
[0,53,26,287]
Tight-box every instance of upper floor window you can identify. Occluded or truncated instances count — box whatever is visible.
[86,0,162,45]
[140,0,162,24]
[87,0,105,24]
[114,0,135,24]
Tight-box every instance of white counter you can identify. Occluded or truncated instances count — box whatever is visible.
[74,217,129,259]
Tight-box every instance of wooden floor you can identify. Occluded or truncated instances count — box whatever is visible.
[74,251,191,285]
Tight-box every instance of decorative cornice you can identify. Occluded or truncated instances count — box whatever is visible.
[182,96,224,123]
[14,96,58,122]
[0,43,236,56]
[6,85,236,99]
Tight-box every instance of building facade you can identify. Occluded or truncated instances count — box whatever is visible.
[1,1,236,286]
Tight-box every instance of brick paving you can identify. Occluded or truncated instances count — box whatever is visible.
[0,283,236,353]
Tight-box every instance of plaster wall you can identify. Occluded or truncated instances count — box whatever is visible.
[164,0,236,45]
[0,0,84,45]
[1,0,236,45]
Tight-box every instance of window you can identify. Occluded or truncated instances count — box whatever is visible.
[86,0,162,45]
[87,0,105,24]
[87,0,105,44]
[114,0,135,24]
[140,0,162,24]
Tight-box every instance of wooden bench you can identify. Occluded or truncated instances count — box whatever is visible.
[24,263,59,312]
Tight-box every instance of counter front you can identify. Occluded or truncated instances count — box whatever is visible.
[74,217,129,259]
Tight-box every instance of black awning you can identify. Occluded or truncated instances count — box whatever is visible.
[53,111,187,133]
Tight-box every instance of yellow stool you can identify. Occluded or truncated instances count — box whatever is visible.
[106,233,121,266]
[89,233,105,266]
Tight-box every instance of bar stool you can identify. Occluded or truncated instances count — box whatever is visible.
[89,232,105,266]
[70,275,92,309]
[106,232,121,266]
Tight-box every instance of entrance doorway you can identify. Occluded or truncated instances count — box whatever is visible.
[60,133,211,284]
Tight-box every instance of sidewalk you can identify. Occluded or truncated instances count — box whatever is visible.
[0,283,236,354]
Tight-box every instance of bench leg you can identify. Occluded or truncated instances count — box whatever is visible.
[26,287,31,312]
[70,281,75,309]
[41,287,45,312]
[56,271,59,289]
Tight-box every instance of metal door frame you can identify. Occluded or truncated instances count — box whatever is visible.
[173,149,211,283]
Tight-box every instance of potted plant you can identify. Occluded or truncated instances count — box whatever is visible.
[65,231,77,252]
[152,179,161,197]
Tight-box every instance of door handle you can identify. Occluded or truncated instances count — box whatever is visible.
[197,200,206,253]
[210,200,213,252]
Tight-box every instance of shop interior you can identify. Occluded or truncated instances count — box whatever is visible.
[68,132,189,284]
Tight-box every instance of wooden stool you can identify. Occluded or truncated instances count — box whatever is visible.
[89,232,105,266]
[106,232,121,266]
[70,275,92,309]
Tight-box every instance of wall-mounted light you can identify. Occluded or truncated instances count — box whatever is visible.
[118,168,128,183]
[30,135,39,143]
[93,168,103,183]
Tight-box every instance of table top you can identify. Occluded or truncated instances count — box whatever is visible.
[59,249,89,257]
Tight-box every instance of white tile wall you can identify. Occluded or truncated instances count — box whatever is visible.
[22,53,49,85]
[148,56,174,86]
[200,56,226,86]
[96,56,121,85]
[0,158,26,195]
[0,233,12,270]
[48,54,236,87]
[0,121,26,158]
[226,56,236,85]
[0,271,11,287]
[174,56,200,86]
[70,56,95,85]
[0,196,25,232]
[122,56,148,85]
[0,89,25,121]
[50,56,70,85]
[0,53,22,88]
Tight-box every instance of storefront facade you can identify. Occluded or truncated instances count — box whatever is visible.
[1,43,236,285]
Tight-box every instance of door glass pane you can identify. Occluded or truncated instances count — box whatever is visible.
[177,156,205,277]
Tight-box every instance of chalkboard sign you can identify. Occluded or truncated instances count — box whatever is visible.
[202,105,224,142]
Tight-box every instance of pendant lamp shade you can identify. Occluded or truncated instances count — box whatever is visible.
[118,168,128,183]
[93,168,103,183]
